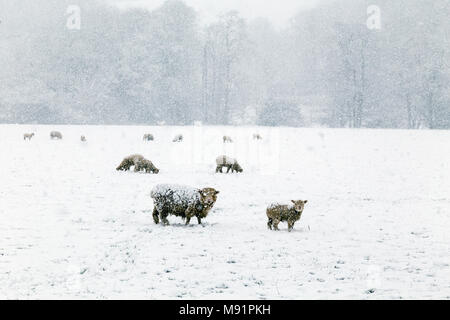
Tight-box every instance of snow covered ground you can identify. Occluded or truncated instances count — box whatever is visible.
[0,124,449,299]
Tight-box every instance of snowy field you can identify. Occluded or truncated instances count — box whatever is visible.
[0,124,449,300]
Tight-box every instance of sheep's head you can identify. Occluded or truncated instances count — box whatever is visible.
[291,200,308,213]
[233,162,243,173]
[199,188,219,208]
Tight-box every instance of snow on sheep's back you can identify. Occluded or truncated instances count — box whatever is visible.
[0,124,449,299]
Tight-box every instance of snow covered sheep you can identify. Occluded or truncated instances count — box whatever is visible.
[215,155,243,173]
[23,133,34,140]
[151,184,220,225]
[80,135,87,142]
[173,134,183,142]
[134,158,159,174]
[223,136,233,143]
[116,154,145,171]
[50,131,62,140]
[267,200,308,232]
[143,134,154,141]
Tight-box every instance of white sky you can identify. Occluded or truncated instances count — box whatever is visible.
[109,0,323,27]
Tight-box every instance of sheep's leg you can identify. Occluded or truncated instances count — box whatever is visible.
[160,210,170,225]
[152,208,160,224]
[197,216,202,225]
[288,221,294,232]
[185,208,197,225]
[226,165,231,173]
[161,216,170,225]
[273,219,280,231]
[216,166,221,173]
[267,218,273,230]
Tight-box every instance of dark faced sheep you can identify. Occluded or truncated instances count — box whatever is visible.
[151,184,219,225]
[50,131,62,140]
[116,154,145,171]
[134,158,159,174]
[215,155,243,173]
[267,200,308,232]
[23,133,34,140]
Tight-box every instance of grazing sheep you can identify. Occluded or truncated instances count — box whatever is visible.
[223,136,233,143]
[134,158,159,174]
[151,184,219,225]
[143,134,154,141]
[215,155,243,173]
[267,200,308,232]
[253,133,262,140]
[173,134,183,142]
[80,135,87,142]
[23,133,34,140]
[50,131,62,140]
[116,154,145,171]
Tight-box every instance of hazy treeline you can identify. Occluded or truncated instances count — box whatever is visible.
[0,0,449,128]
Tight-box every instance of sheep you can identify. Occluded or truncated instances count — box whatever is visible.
[223,136,233,143]
[80,135,87,142]
[23,133,34,140]
[50,131,62,140]
[151,184,219,225]
[215,155,243,173]
[134,158,160,174]
[266,200,308,232]
[253,133,262,140]
[143,134,154,141]
[116,154,145,171]
[173,134,183,142]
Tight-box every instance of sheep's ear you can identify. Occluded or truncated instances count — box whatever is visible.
[215,190,220,195]
[291,200,296,204]
[304,200,308,204]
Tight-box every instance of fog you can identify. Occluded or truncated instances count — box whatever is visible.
[0,0,449,128]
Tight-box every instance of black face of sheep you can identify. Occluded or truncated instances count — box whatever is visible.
[232,162,243,173]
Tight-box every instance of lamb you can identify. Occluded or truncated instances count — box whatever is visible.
[215,155,243,173]
[173,134,183,142]
[50,131,62,140]
[116,154,145,171]
[223,136,233,143]
[253,133,262,140]
[266,200,308,232]
[151,184,219,225]
[134,158,160,174]
[143,134,154,141]
[23,133,34,140]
